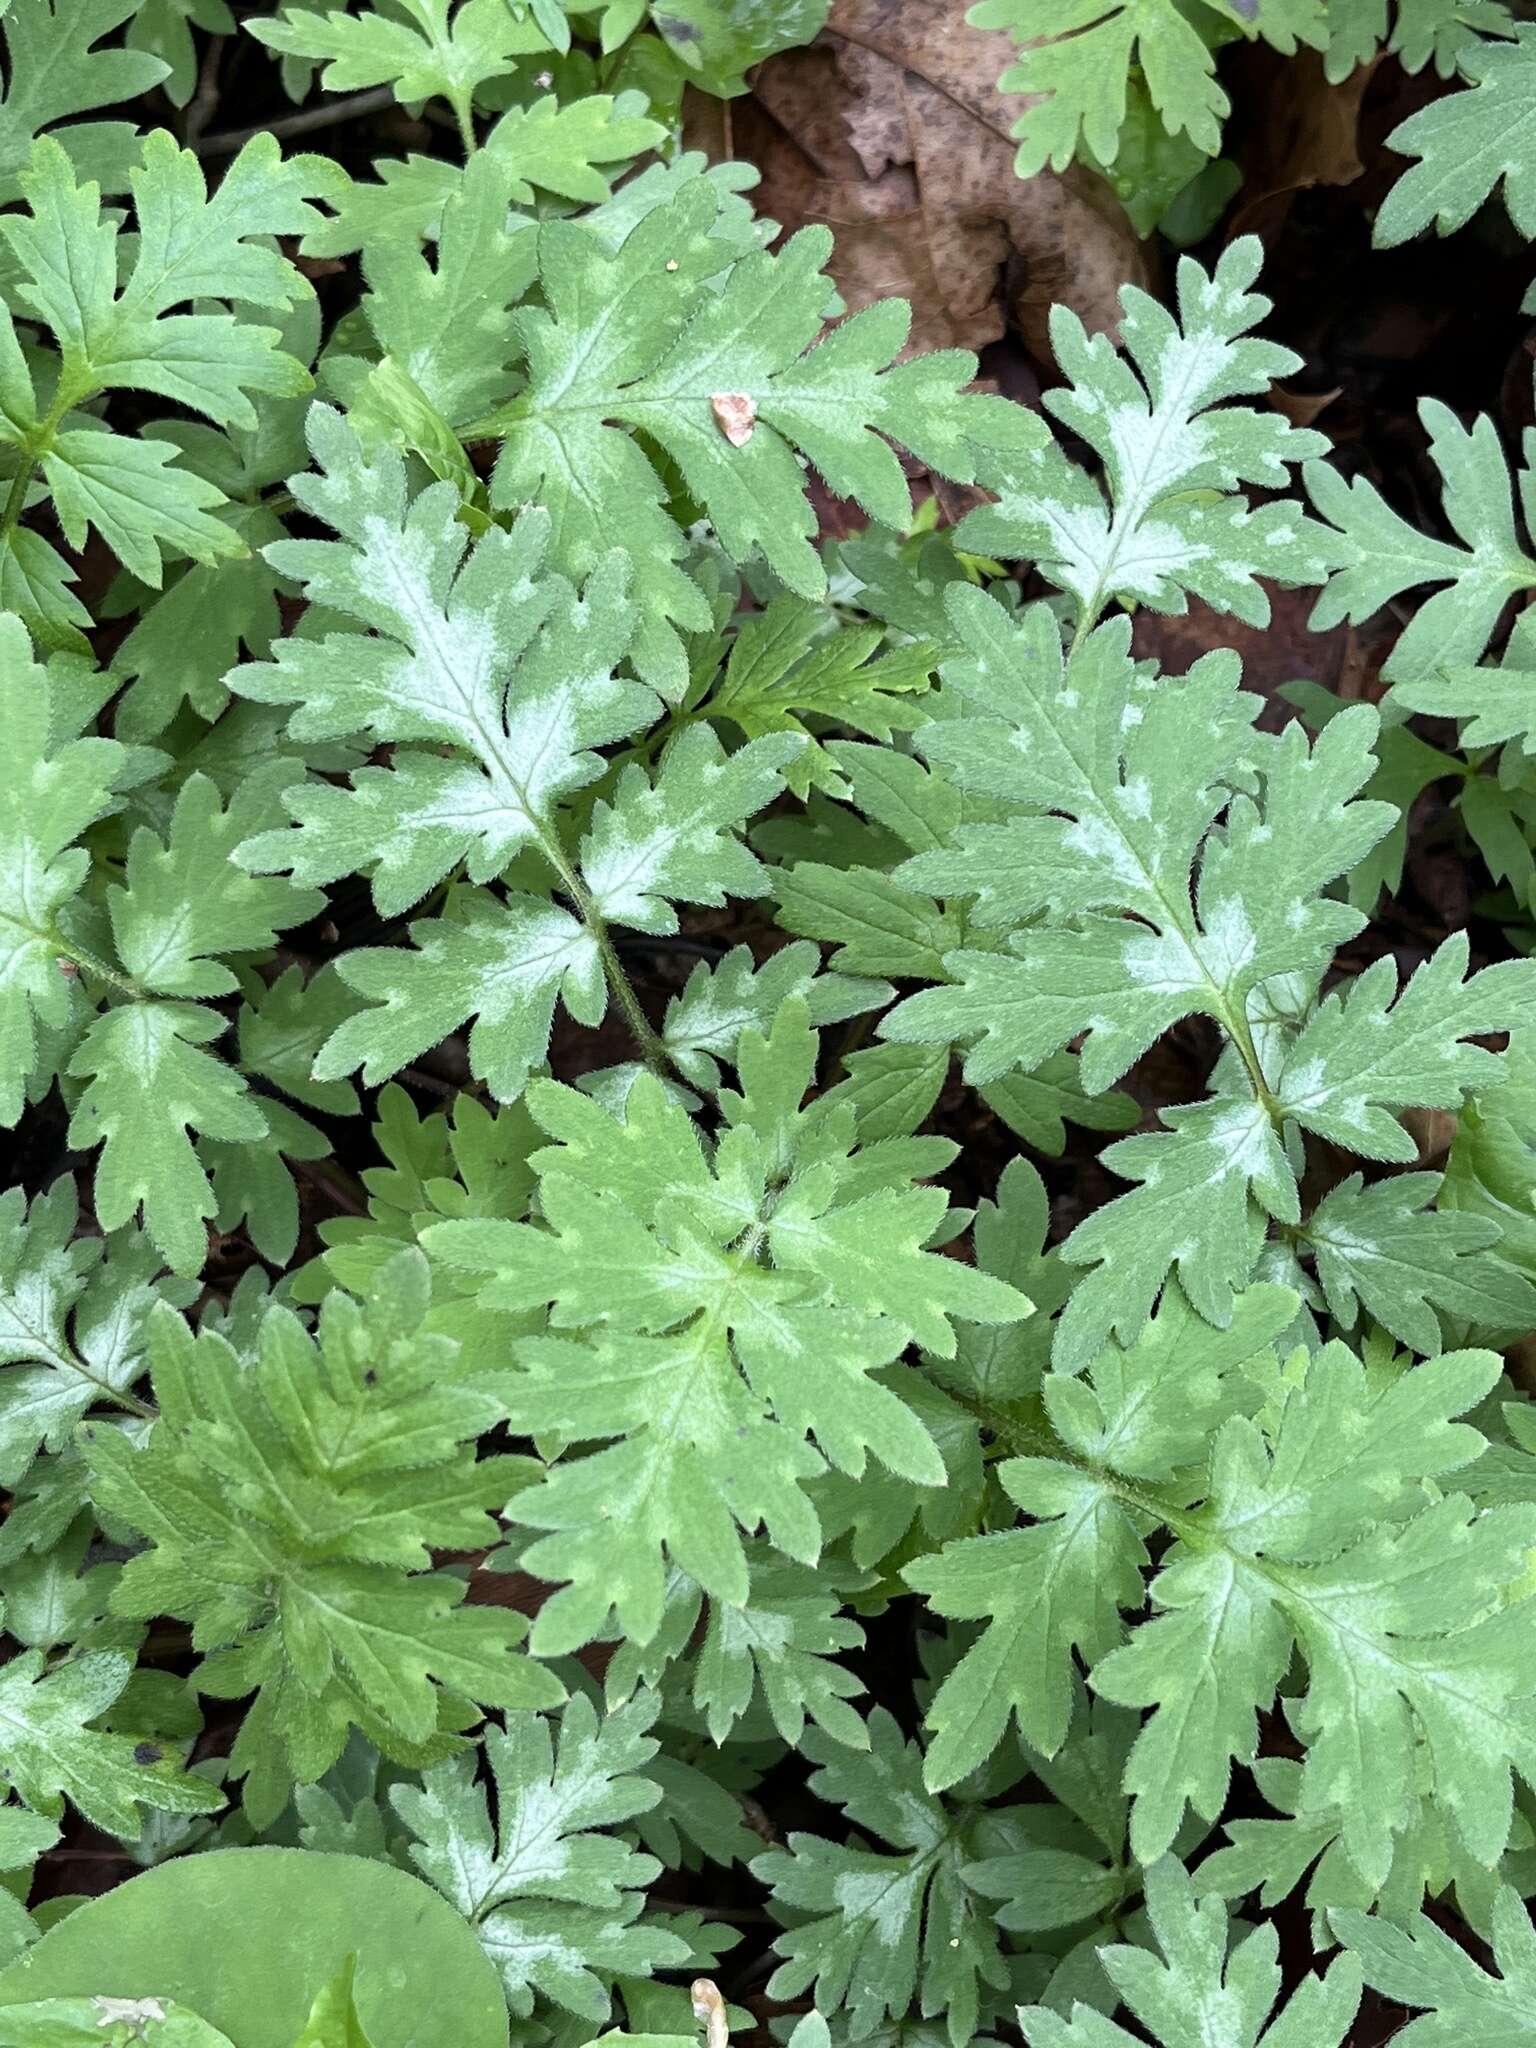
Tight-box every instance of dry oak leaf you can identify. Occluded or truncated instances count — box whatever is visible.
[1229,46,1371,239]
[737,0,1152,361]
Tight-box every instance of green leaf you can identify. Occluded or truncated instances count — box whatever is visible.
[232,411,620,796]
[299,1082,541,1309]
[0,615,125,1125]
[229,411,659,973]
[1375,24,1536,247]
[1442,1029,1536,1285]
[0,1511,119,1651]
[1047,1098,1282,1371]
[820,1041,948,1143]
[109,771,322,1000]
[1307,400,1536,686]
[0,1646,223,1837]
[812,1361,983,1573]
[424,1000,1026,1649]
[0,0,170,203]
[319,892,604,1104]
[955,240,1345,631]
[1324,0,1513,83]
[393,1693,688,2021]
[292,1958,378,2048]
[968,0,1326,175]
[83,1251,562,1785]
[911,1318,1535,1885]
[306,94,668,259]
[908,1454,1150,1795]
[580,725,801,933]
[127,0,235,107]
[884,600,1371,1036]
[689,1552,869,1748]
[248,0,554,122]
[1301,1169,1536,1354]
[1083,76,1222,236]
[225,401,814,1095]
[776,859,966,981]
[0,629,320,1276]
[0,1998,236,2047]
[1333,1881,1536,2043]
[1018,1856,1360,2047]
[979,1055,1140,1158]
[0,1849,509,2048]
[772,737,971,982]
[67,1003,268,1276]
[879,588,1411,1365]
[1270,936,1536,1159]
[0,1804,59,1872]
[341,149,536,428]
[651,0,829,94]
[1195,1745,1521,1932]
[926,1155,1069,1413]
[661,941,888,1093]
[906,1281,1298,1790]
[41,429,241,588]
[752,1711,1011,2048]
[236,964,363,1122]
[692,593,936,795]
[1095,1345,1530,1876]
[487,183,1027,688]
[481,89,667,203]
[104,303,320,740]
[1394,646,1536,755]
[0,131,332,587]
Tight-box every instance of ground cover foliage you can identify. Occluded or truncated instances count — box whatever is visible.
[3,1,1536,2044]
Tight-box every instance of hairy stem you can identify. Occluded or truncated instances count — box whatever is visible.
[451,89,478,157]
[46,929,146,1001]
[57,1344,158,1422]
[578,888,675,1080]
[538,828,676,1083]
[1,386,90,555]
[196,84,398,157]
[0,456,35,550]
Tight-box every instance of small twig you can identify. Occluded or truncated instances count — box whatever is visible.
[681,1905,777,1924]
[182,35,226,148]
[41,1848,143,1864]
[400,1063,459,1099]
[612,934,728,962]
[290,1155,368,1218]
[195,85,398,157]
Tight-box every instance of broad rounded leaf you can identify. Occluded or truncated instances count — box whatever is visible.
[0,1849,508,2048]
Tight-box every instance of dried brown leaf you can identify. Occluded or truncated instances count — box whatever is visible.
[710,392,757,445]
[738,0,1152,363]
[1230,48,1371,240]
